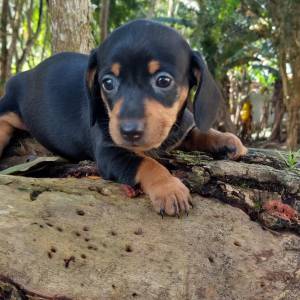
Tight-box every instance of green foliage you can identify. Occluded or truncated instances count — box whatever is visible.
[23,0,51,70]
[4,0,280,101]
[278,150,300,174]
[91,0,149,44]
[91,0,172,44]
[190,0,270,79]
[6,0,51,74]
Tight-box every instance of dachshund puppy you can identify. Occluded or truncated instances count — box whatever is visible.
[0,19,247,216]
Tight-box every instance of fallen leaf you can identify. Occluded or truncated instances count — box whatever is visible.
[0,156,66,175]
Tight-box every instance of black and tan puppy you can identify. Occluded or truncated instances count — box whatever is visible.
[0,20,247,216]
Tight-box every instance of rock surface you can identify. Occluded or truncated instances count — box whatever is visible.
[0,175,300,299]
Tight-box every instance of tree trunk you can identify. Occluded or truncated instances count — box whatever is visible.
[16,0,43,72]
[0,0,44,93]
[48,0,94,54]
[268,0,300,150]
[215,75,236,133]
[7,0,25,75]
[270,78,284,142]
[278,47,300,150]
[0,0,9,95]
[147,0,157,19]
[167,0,174,17]
[100,0,110,43]
[215,97,236,133]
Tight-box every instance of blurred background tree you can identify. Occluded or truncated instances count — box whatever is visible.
[48,0,94,53]
[0,0,299,150]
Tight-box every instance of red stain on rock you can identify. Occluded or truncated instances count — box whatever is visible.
[121,185,143,198]
[263,200,298,222]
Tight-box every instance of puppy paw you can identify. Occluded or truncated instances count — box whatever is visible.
[148,176,192,217]
[212,132,248,160]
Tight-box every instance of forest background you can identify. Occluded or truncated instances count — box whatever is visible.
[1,0,300,151]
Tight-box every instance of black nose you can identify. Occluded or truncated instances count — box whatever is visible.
[120,119,144,142]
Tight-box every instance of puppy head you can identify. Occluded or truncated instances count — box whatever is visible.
[86,19,222,151]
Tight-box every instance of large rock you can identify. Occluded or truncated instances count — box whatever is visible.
[0,175,299,299]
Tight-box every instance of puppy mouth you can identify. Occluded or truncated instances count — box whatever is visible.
[117,140,157,152]
[109,119,172,151]
[114,133,165,152]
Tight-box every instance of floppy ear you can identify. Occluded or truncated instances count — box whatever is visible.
[190,51,222,132]
[85,48,101,127]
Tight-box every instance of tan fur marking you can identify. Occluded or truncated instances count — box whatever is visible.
[135,155,191,216]
[180,128,248,160]
[143,100,179,149]
[108,87,189,151]
[111,63,121,77]
[135,155,171,189]
[140,87,189,149]
[101,90,112,115]
[109,98,123,142]
[148,60,160,74]
[0,112,27,157]
[177,86,189,110]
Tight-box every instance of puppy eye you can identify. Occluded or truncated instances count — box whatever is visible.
[154,72,173,89]
[102,75,117,92]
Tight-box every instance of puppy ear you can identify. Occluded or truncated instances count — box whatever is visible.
[190,51,222,132]
[86,48,100,127]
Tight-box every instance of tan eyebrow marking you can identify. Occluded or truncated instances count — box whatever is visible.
[111,63,121,76]
[148,60,160,74]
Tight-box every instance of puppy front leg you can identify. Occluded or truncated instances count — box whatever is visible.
[180,127,248,160]
[135,156,191,216]
[96,146,191,216]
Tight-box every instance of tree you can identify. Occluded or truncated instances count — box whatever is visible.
[267,0,300,150]
[17,0,44,72]
[239,0,300,149]
[48,0,94,54]
[269,77,284,142]
[100,0,110,42]
[0,0,9,94]
[191,0,265,133]
[0,0,48,94]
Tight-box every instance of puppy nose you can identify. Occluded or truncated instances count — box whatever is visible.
[120,119,144,142]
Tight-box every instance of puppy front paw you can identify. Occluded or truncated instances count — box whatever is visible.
[135,156,192,217]
[208,131,247,160]
[148,176,192,217]
[217,132,248,160]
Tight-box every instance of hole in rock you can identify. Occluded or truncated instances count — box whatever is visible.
[234,241,241,247]
[64,256,75,268]
[125,245,133,252]
[56,226,63,232]
[208,256,214,263]
[87,245,98,251]
[76,209,85,216]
